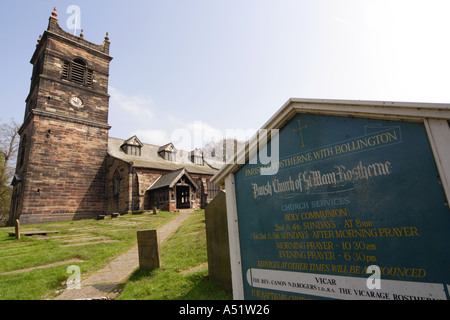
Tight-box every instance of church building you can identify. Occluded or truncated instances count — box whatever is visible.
[9,8,222,225]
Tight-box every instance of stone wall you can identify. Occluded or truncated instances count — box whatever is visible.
[36,36,111,124]
[105,156,131,214]
[18,115,109,224]
[135,168,165,210]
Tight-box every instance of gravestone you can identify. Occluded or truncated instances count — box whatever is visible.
[212,99,450,300]
[205,190,232,292]
[137,229,161,270]
[15,219,20,240]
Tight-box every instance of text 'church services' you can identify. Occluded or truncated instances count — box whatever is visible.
[9,8,222,225]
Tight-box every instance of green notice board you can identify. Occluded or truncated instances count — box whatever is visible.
[234,114,450,300]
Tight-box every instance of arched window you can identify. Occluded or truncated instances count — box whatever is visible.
[113,170,121,197]
[62,58,93,86]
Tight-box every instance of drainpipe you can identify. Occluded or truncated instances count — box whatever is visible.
[128,162,134,214]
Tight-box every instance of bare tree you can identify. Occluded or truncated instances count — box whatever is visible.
[202,138,245,162]
[0,120,20,224]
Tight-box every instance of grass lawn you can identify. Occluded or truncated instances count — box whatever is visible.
[0,211,176,300]
[0,209,232,300]
[116,209,232,300]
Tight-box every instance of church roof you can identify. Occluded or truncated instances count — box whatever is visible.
[121,135,144,147]
[158,142,176,153]
[108,137,222,175]
[148,168,198,191]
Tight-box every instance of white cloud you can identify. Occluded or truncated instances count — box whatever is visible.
[167,114,185,127]
[186,121,224,145]
[132,129,170,146]
[332,16,352,26]
[117,109,256,151]
[170,119,256,151]
[129,117,230,151]
[109,87,154,118]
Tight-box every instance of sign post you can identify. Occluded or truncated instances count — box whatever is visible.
[212,99,450,300]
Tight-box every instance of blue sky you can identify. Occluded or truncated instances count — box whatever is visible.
[1,0,449,150]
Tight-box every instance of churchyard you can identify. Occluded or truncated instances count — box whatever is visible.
[0,210,231,300]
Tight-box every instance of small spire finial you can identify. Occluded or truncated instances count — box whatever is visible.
[51,7,58,20]
[80,29,84,38]
[105,32,109,41]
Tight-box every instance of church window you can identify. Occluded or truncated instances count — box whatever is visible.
[113,171,120,196]
[206,179,220,200]
[62,58,94,87]
[129,146,141,156]
[164,151,176,162]
[158,143,177,162]
[114,178,120,195]
[122,145,141,156]
[121,136,143,157]
[193,155,203,165]
[190,150,203,166]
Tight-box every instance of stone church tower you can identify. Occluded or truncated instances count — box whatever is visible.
[9,8,113,224]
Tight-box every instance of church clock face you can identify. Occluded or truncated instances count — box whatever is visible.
[70,96,83,107]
